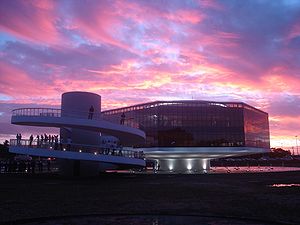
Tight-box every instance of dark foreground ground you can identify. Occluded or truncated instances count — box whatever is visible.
[0,171,300,224]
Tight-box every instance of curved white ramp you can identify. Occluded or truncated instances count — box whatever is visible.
[11,108,145,146]
[9,139,145,168]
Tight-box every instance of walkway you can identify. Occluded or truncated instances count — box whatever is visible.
[11,108,145,145]
[9,139,145,167]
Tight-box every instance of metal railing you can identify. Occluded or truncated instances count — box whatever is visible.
[12,108,103,120]
[11,108,141,128]
[10,139,145,160]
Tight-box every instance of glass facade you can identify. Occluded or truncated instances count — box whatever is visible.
[243,106,270,148]
[102,101,270,149]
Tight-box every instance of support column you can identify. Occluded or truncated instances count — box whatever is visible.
[59,91,102,176]
[157,158,211,173]
[60,91,102,146]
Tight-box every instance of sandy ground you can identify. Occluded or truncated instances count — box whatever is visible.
[0,171,299,224]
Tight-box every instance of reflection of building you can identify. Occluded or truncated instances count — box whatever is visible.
[103,100,270,172]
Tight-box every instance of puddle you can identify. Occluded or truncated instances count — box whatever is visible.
[269,183,300,188]
[211,166,300,174]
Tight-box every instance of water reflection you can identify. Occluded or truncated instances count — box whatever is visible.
[210,166,300,174]
[26,215,278,225]
[269,184,300,188]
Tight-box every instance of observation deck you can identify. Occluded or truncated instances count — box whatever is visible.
[11,108,146,146]
[9,139,145,168]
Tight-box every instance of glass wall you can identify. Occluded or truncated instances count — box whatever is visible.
[243,106,270,148]
[103,101,270,148]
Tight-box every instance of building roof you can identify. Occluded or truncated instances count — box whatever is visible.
[102,100,268,115]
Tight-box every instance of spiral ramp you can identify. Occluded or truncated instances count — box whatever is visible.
[9,108,146,171]
[11,111,145,146]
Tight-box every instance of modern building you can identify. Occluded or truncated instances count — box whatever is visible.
[9,92,146,175]
[102,100,270,172]
[9,92,270,174]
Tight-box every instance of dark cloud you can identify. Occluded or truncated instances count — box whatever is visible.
[1,41,139,81]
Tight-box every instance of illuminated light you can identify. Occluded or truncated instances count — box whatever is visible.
[50,147,52,149]
[94,152,97,155]
[63,148,66,151]
[186,159,192,170]
[79,150,82,152]
[202,159,208,170]
[168,159,174,171]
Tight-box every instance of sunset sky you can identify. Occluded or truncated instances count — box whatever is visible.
[0,0,300,150]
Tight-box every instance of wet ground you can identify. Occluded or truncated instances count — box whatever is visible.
[211,166,300,173]
[12,215,289,225]
[0,171,300,224]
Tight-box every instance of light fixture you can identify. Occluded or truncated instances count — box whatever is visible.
[79,150,82,152]
[202,159,208,170]
[186,159,192,170]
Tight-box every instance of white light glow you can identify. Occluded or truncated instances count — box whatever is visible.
[186,159,192,170]
[187,164,192,170]
[79,150,82,152]
[202,159,208,170]
[94,152,97,155]
[168,159,174,170]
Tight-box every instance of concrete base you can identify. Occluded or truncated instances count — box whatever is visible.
[58,159,100,176]
[57,159,120,176]
[156,158,211,173]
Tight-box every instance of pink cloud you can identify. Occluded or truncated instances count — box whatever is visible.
[163,9,205,24]
[0,0,62,45]
[1,0,300,148]
[287,17,300,40]
[196,0,225,11]
[0,61,48,96]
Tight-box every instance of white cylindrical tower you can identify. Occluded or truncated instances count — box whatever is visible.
[60,91,102,146]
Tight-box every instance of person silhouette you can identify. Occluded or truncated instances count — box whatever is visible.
[29,134,33,147]
[88,105,94,119]
[120,112,125,125]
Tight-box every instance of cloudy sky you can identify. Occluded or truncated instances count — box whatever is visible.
[0,0,300,149]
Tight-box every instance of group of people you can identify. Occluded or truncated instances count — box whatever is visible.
[14,132,145,159]
[15,133,75,152]
[35,134,60,147]
[16,133,61,150]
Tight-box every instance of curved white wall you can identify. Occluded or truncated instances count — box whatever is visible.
[61,91,101,115]
[60,91,102,146]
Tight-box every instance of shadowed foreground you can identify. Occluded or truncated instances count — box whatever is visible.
[0,171,300,224]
